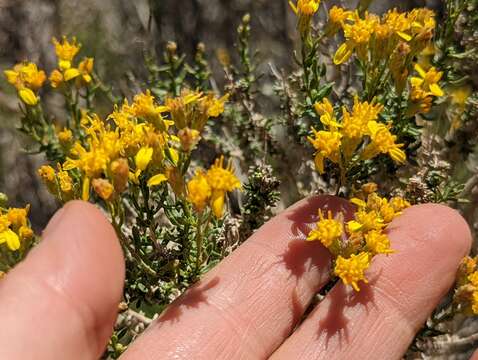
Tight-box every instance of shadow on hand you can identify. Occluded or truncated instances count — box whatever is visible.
[155,276,220,324]
[316,270,381,348]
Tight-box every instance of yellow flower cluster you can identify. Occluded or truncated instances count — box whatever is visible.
[307,183,410,291]
[4,36,94,106]
[165,89,229,152]
[408,64,444,115]
[454,257,478,315]
[289,0,321,35]
[37,86,229,205]
[0,206,34,252]
[50,36,94,89]
[187,156,241,218]
[4,62,46,105]
[332,7,436,65]
[309,97,405,174]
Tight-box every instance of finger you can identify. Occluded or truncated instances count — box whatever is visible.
[121,196,353,359]
[0,201,125,360]
[271,204,471,360]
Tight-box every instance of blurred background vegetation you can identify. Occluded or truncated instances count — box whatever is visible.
[0,0,440,230]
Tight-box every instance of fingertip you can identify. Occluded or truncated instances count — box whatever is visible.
[0,200,125,359]
[394,203,472,259]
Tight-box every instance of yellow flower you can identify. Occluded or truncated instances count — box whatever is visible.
[289,0,321,35]
[64,68,81,81]
[365,230,393,255]
[49,69,64,88]
[92,178,114,201]
[19,226,34,240]
[7,207,28,228]
[290,0,320,16]
[187,170,212,212]
[4,62,46,91]
[38,165,56,189]
[178,128,201,152]
[409,86,433,115]
[206,156,242,193]
[130,90,169,122]
[362,121,406,164]
[314,98,341,129]
[389,196,410,212]
[135,147,153,172]
[18,88,38,106]
[77,57,94,84]
[0,228,20,251]
[57,128,73,145]
[110,158,129,193]
[334,252,371,291]
[147,173,168,187]
[471,292,478,315]
[328,6,353,28]
[204,94,229,117]
[307,128,342,174]
[383,8,413,41]
[411,64,444,97]
[206,156,241,218]
[0,215,10,233]
[348,209,384,233]
[307,210,343,249]
[57,167,73,194]
[333,12,378,64]
[52,36,81,70]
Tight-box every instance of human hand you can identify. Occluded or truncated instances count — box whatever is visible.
[0,196,473,359]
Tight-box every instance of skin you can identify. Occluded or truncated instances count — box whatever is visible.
[0,196,475,360]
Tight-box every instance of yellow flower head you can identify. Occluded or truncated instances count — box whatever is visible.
[165,90,204,129]
[92,178,114,201]
[206,156,241,193]
[334,12,378,64]
[57,167,73,193]
[348,209,384,233]
[19,225,34,240]
[203,93,229,118]
[289,0,321,35]
[0,228,20,251]
[78,57,94,84]
[334,252,371,291]
[135,147,154,172]
[362,121,406,164]
[307,209,343,249]
[57,128,73,145]
[49,69,64,88]
[4,62,46,91]
[52,36,81,70]
[341,97,383,140]
[7,207,29,229]
[290,0,320,16]
[307,128,342,174]
[4,62,46,105]
[0,215,10,233]
[38,165,56,192]
[110,158,129,193]
[383,8,413,41]
[130,90,168,122]
[178,128,201,152]
[187,170,212,212]
[411,64,444,97]
[314,98,341,129]
[328,6,353,28]
[365,230,393,255]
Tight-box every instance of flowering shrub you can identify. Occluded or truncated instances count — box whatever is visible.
[1,0,478,357]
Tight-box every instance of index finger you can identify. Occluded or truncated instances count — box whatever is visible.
[122,196,353,359]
